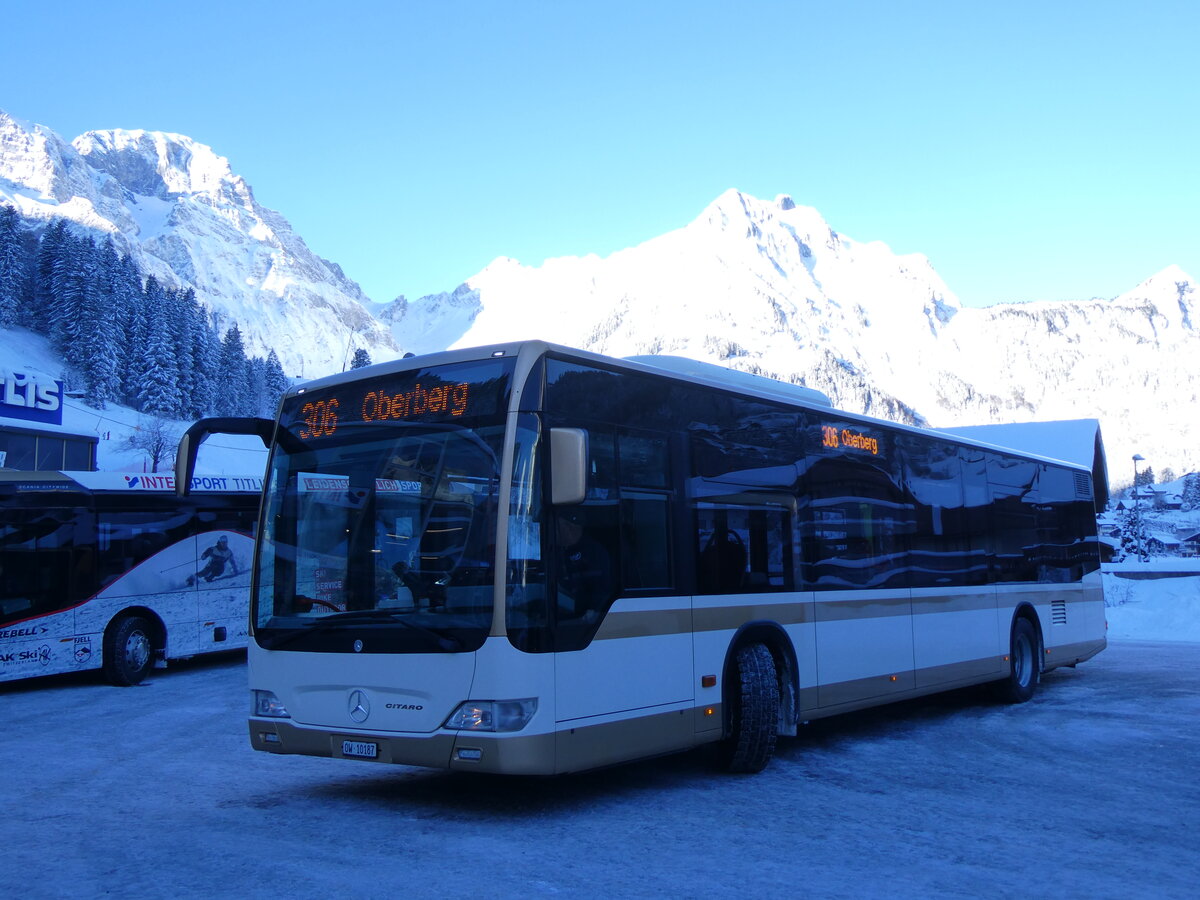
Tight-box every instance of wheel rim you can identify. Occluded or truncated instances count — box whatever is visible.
[1014,632,1033,687]
[124,629,150,673]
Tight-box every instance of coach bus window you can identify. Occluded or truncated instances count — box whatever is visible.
[803,424,911,589]
[618,431,669,490]
[1029,465,1095,582]
[616,428,672,591]
[986,455,1040,583]
[551,504,619,650]
[958,448,991,586]
[622,493,671,589]
[696,504,790,593]
[506,415,551,652]
[95,506,194,595]
[586,428,618,500]
[902,436,974,588]
[0,507,85,624]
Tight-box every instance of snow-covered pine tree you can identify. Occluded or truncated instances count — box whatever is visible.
[47,233,95,363]
[0,205,26,328]
[185,299,220,417]
[101,244,142,402]
[247,356,267,417]
[136,278,184,416]
[1182,474,1200,512]
[121,275,152,407]
[29,218,68,334]
[350,348,372,369]
[76,239,123,408]
[1118,504,1151,562]
[264,350,289,415]
[216,324,251,416]
[169,287,199,414]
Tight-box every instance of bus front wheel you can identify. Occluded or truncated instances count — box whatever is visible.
[719,642,779,774]
[103,615,155,686]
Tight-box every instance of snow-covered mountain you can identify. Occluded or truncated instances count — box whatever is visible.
[0,110,396,378]
[3,106,1194,482]
[382,190,1199,481]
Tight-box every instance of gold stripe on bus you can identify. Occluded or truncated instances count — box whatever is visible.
[594,608,692,641]
[815,591,913,622]
[590,587,1104,641]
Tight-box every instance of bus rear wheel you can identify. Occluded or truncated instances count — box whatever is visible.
[996,617,1039,704]
[719,642,779,774]
[103,615,154,686]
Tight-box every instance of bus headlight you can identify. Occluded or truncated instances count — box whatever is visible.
[443,699,537,732]
[253,690,291,718]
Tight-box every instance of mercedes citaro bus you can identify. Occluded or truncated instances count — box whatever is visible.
[177,341,1106,774]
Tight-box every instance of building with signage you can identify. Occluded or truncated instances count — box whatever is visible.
[0,367,97,471]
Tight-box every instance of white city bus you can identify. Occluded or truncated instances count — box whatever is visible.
[0,470,261,685]
[178,341,1106,774]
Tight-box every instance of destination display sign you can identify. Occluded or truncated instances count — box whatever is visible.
[821,424,880,456]
[285,359,514,441]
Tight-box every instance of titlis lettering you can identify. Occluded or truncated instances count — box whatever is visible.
[822,425,879,456]
[0,371,60,412]
[362,382,470,422]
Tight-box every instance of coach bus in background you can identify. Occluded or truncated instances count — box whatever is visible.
[177,341,1106,775]
[0,470,261,685]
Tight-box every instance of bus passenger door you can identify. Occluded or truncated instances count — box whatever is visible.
[549,427,695,768]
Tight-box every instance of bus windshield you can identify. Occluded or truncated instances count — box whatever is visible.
[253,359,513,654]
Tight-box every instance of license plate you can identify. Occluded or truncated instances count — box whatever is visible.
[341,740,378,759]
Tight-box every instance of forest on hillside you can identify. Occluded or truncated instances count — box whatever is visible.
[0,205,292,417]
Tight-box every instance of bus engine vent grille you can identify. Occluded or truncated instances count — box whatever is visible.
[1051,598,1068,625]
[1073,472,1093,499]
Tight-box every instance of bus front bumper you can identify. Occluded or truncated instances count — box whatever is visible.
[248,717,558,775]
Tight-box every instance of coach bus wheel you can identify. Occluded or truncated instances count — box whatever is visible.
[103,615,155,686]
[996,617,1039,704]
[719,643,779,774]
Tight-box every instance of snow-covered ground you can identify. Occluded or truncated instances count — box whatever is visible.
[2,632,1197,899]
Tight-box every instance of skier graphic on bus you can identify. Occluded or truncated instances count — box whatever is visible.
[187,535,240,585]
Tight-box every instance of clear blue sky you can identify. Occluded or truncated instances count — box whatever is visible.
[6,1,1198,307]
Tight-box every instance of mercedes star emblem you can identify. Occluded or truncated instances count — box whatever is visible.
[348,689,370,723]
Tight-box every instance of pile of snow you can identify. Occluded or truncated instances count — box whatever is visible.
[1103,564,1200,643]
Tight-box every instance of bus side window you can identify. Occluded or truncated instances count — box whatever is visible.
[697,505,790,594]
[553,505,619,623]
[617,430,673,592]
[621,493,671,589]
[0,508,82,622]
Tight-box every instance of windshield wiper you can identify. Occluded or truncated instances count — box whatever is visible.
[260,607,462,652]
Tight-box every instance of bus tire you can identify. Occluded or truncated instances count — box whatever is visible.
[996,617,1039,704]
[103,615,154,686]
[719,642,779,774]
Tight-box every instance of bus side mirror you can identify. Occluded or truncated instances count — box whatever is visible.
[550,427,588,506]
[176,417,275,496]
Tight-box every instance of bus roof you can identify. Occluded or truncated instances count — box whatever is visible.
[283,340,1097,478]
